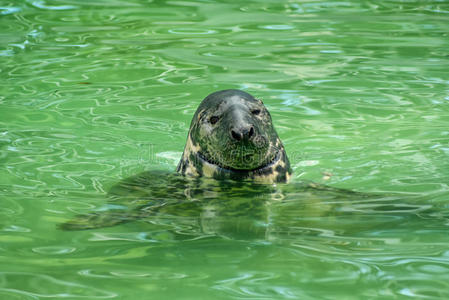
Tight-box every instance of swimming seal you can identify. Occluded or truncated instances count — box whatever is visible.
[176,89,292,183]
[60,90,381,232]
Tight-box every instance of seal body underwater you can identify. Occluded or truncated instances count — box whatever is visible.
[177,89,292,183]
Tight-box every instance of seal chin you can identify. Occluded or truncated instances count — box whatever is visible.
[197,150,280,173]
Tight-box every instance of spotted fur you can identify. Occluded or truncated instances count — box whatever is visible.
[176,89,292,183]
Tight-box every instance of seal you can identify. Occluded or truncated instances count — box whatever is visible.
[61,90,379,232]
[176,89,292,183]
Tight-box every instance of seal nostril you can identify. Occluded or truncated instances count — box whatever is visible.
[231,130,242,141]
[248,126,254,138]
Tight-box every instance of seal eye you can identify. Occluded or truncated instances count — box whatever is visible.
[209,116,219,125]
[251,109,261,116]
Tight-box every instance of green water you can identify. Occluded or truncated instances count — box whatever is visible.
[1,0,449,299]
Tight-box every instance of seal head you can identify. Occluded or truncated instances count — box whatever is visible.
[176,89,291,183]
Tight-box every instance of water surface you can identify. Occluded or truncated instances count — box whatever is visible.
[1,0,449,299]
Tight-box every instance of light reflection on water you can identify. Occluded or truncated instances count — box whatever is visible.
[1,0,449,299]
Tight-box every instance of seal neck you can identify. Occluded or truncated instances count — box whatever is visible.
[177,136,291,183]
[196,148,290,183]
[197,150,279,173]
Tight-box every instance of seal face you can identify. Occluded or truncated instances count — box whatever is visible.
[176,89,292,183]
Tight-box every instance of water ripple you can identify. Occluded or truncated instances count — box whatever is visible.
[28,0,77,10]
[32,246,76,255]
[0,6,21,15]
[0,272,116,298]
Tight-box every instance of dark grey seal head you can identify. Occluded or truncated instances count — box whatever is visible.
[176,89,291,183]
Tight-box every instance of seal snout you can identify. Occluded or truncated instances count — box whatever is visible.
[230,125,254,142]
[227,104,256,142]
